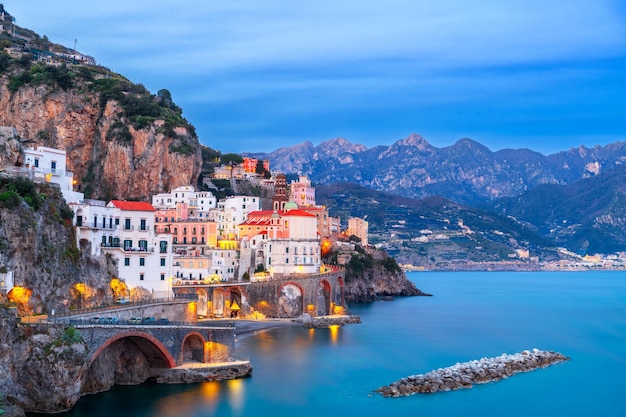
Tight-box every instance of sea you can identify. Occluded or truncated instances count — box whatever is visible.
[46,271,626,417]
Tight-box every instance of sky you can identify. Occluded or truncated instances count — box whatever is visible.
[6,1,626,155]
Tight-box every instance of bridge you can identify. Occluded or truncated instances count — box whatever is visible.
[47,297,244,374]
[61,321,237,367]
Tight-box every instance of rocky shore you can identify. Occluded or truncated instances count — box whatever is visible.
[375,349,569,397]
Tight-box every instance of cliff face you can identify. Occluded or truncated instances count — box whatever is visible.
[338,246,430,303]
[0,314,89,415]
[0,178,115,315]
[0,74,202,201]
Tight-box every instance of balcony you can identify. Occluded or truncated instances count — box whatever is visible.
[100,243,154,253]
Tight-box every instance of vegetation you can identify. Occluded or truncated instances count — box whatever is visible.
[0,177,43,209]
[0,41,199,154]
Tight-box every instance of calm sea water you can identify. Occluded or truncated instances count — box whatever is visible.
[48,271,626,417]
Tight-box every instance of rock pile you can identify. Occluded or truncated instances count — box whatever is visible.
[376,349,569,397]
[299,313,361,328]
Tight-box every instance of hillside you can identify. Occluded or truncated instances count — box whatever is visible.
[487,164,626,254]
[316,183,560,268]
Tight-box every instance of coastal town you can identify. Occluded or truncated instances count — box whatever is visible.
[0,143,371,320]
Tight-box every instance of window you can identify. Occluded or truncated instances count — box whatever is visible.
[192,237,197,244]
[160,241,167,253]
[161,274,165,281]
[101,235,106,245]
[115,218,120,226]
[285,247,289,254]
[76,215,82,227]
[124,218,131,230]
[123,239,132,250]
[124,257,130,266]
[102,217,106,228]
[139,240,147,250]
[140,219,147,231]
[93,215,97,228]
[140,273,144,281]
[286,258,289,264]
[140,258,145,266]
[34,158,39,168]
[160,258,166,267]
[173,237,178,244]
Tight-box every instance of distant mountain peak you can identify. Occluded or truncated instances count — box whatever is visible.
[397,133,430,148]
[316,137,367,157]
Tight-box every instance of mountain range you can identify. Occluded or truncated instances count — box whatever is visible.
[248,134,626,205]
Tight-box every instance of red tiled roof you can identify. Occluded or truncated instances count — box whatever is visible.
[109,200,155,211]
[282,209,316,217]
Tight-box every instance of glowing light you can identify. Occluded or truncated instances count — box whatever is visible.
[74,283,86,295]
[329,325,339,345]
[333,305,346,315]
[8,286,31,304]
[201,381,221,399]
[226,379,245,411]
[188,301,197,316]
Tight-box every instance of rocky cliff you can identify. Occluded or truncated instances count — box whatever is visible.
[0,175,116,315]
[334,245,430,303]
[0,53,202,201]
[0,314,89,416]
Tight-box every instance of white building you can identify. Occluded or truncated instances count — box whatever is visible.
[100,200,174,298]
[152,185,217,214]
[216,196,262,239]
[70,199,120,256]
[263,208,320,276]
[289,175,316,207]
[23,146,83,204]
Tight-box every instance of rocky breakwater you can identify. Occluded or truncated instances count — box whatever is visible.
[299,313,362,328]
[376,349,569,397]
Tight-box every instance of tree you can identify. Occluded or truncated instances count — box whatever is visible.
[221,153,243,165]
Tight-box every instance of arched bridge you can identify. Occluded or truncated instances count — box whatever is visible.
[72,323,236,367]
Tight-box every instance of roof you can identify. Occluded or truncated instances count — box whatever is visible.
[281,209,316,217]
[109,200,155,212]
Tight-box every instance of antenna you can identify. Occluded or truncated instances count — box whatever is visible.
[74,38,77,52]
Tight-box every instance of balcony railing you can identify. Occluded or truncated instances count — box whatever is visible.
[100,243,154,253]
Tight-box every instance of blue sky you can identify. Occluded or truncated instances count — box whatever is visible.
[7,1,626,155]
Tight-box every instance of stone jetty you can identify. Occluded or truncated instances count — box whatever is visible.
[376,348,569,397]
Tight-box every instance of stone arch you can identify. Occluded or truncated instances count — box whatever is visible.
[277,282,304,318]
[212,288,225,318]
[89,331,176,368]
[335,277,345,309]
[228,288,243,318]
[196,288,209,317]
[316,280,332,316]
[181,332,206,363]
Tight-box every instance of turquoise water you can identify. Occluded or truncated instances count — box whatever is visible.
[48,271,626,417]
